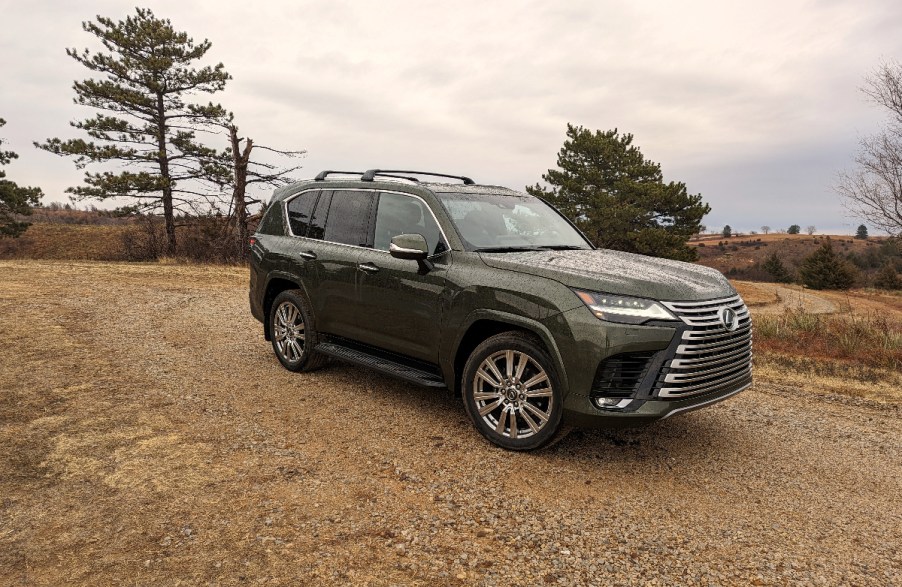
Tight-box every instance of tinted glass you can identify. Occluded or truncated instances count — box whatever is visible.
[436,192,590,251]
[374,192,446,255]
[307,190,333,240]
[323,190,376,247]
[286,190,318,236]
[256,201,285,235]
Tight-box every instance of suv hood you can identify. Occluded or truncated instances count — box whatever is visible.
[479,249,735,302]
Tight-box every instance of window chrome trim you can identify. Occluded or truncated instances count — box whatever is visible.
[282,188,452,259]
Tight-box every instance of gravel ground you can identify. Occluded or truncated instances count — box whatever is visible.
[1,261,900,586]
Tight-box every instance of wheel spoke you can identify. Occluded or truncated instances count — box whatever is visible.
[523,372,548,389]
[505,350,514,379]
[521,408,541,434]
[494,406,508,434]
[509,409,518,439]
[288,339,303,360]
[522,401,549,424]
[480,359,505,387]
[476,366,502,389]
[479,398,504,417]
[524,387,553,398]
[514,352,528,381]
[474,391,502,402]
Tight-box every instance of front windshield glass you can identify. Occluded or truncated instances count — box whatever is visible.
[435,192,591,251]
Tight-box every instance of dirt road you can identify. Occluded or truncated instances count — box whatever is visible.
[2,261,900,586]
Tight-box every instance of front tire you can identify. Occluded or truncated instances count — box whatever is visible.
[269,290,327,372]
[461,332,564,451]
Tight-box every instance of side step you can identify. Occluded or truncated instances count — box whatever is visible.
[315,342,447,388]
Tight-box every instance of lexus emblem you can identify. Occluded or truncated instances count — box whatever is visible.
[719,307,739,331]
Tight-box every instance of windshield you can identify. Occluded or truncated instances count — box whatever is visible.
[435,192,591,251]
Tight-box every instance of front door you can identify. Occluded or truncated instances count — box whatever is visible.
[355,192,450,362]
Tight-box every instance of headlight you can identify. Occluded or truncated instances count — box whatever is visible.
[574,290,676,324]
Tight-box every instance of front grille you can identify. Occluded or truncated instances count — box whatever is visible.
[591,351,657,399]
[656,295,752,399]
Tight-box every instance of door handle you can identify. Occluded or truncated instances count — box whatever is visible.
[300,250,317,260]
[358,262,380,274]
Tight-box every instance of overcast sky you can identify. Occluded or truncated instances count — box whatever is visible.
[2,0,900,234]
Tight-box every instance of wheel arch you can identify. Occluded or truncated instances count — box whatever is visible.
[447,310,569,397]
[262,273,307,341]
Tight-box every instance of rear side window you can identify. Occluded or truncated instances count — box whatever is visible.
[324,190,376,247]
[286,190,319,236]
[307,191,333,240]
[256,200,286,235]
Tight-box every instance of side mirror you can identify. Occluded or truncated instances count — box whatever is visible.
[389,234,429,260]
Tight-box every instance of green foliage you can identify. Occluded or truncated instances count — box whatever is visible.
[874,262,901,289]
[855,224,869,239]
[722,224,732,238]
[762,252,794,283]
[527,124,710,261]
[36,8,231,254]
[798,240,857,290]
[787,224,801,234]
[1,118,43,238]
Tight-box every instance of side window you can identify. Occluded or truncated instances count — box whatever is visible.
[307,191,333,240]
[256,200,286,235]
[323,190,376,247]
[374,192,446,255]
[286,190,319,237]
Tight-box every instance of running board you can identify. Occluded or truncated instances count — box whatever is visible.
[315,342,447,388]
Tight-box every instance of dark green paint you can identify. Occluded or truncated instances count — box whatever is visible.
[250,178,744,428]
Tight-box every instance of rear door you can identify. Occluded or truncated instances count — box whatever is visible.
[305,189,376,338]
[354,191,450,362]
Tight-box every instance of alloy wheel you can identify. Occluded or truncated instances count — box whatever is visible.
[472,349,554,439]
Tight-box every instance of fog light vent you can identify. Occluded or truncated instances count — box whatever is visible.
[590,352,657,401]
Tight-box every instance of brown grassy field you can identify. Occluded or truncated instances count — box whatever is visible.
[1,260,901,586]
[690,233,895,283]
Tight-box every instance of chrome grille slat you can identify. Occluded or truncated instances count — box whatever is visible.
[655,293,753,400]
[682,323,751,342]
[670,347,752,370]
[658,366,752,398]
[664,353,752,382]
[676,333,751,355]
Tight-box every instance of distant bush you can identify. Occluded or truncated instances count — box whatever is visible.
[874,263,901,290]
[762,252,794,283]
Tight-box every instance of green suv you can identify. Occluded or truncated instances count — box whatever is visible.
[249,169,752,450]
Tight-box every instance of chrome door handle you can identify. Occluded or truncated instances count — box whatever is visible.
[358,263,379,274]
[300,251,317,260]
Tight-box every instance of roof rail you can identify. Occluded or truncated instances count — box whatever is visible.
[314,170,364,181]
[361,169,475,185]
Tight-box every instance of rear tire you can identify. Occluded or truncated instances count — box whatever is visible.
[461,331,564,451]
[269,289,327,372]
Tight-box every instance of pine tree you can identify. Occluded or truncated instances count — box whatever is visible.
[855,224,869,239]
[762,252,793,283]
[722,225,732,238]
[36,8,231,254]
[1,118,43,238]
[787,224,801,234]
[798,240,857,289]
[527,124,710,261]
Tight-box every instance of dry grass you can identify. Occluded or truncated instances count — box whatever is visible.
[2,261,901,586]
[0,223,130,260]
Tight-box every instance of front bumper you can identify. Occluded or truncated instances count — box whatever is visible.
[562,379,751,428]
[546,302,751,429]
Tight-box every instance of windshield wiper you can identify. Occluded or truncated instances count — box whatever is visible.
[536,245,589,250]
[474,246,542,253]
